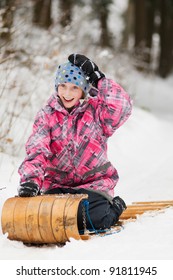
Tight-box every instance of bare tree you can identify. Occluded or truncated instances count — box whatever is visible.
[59,0,74,27]
[121,0,134,49]
[92,0,113,48]
[134,0,156,69]
[158,0,173,77]
[32,0,52,28]
[0,0,15,41]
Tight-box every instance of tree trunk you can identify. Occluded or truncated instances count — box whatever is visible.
[158,0,173,78]
[134,0,156,69]
[121,0,134,49]
[59,0,73,27]
[92,0,113,48]
[33,0,52,29]
[0,0,15,41]
[145,0,155,64]
[134,0,146,48]
[99,6,112,47]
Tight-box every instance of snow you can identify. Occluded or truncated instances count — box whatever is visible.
[0,2,173,276]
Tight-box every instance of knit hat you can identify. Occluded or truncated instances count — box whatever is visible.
[55,61,89,97]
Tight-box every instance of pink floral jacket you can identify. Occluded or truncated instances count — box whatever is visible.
[18,78,132,196]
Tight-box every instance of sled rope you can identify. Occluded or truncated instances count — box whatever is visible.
[82,200,99,234]
[81,200,124,237]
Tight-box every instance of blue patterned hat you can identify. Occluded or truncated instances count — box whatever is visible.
[55,62,89,97]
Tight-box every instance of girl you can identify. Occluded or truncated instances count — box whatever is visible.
[18,54,132,231]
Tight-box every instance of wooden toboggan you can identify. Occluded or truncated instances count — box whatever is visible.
[1,195,173,244]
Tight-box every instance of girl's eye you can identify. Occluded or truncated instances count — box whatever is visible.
[73,86,79,90]
[59,84,66,88]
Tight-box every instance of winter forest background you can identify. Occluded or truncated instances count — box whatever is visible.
[1,0,173,157]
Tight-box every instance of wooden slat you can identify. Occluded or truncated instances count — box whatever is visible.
[132,200,173,205]
[119,200,173,220]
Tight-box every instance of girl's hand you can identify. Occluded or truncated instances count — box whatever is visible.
[68,53,105,88]
[18,182,39,197]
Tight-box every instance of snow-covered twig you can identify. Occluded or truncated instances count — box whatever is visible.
[0,187,6,191]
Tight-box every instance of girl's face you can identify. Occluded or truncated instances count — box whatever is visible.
[58,83,83,108]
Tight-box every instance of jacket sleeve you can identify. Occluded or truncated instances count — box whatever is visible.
[95,77,132,136]
[18,108,51,189]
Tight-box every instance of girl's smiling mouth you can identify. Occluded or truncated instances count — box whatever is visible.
[63,97,74,102]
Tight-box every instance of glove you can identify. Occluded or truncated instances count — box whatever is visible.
[18,182,39,197]
[112,196,127,216]
[68,54,105,88]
